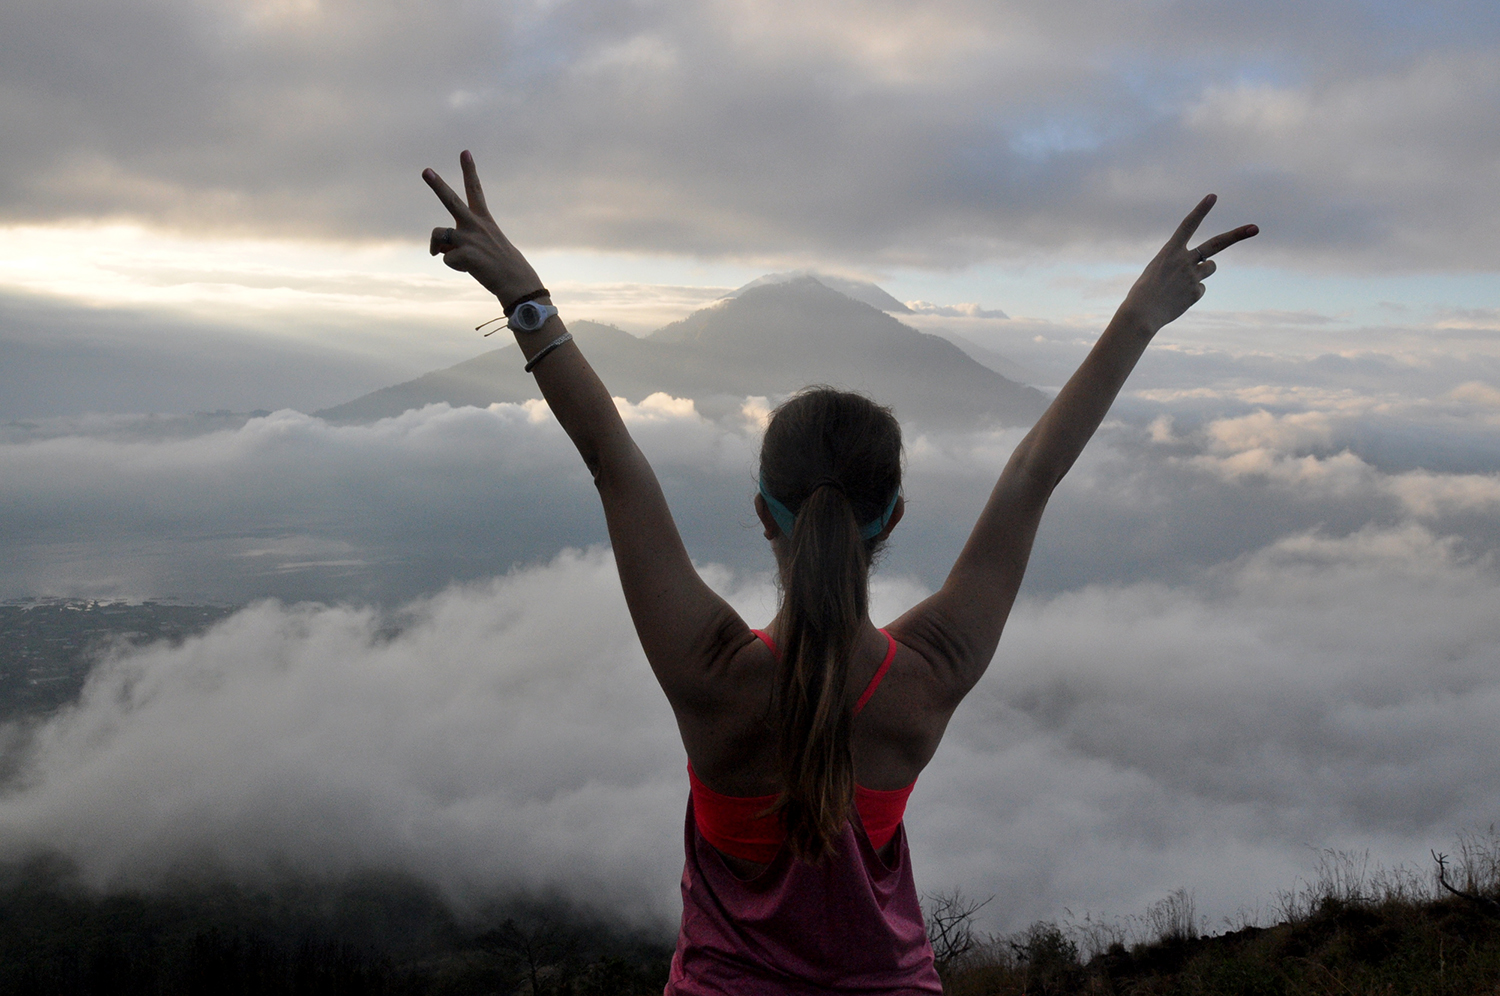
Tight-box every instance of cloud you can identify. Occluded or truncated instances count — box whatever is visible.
[905,301,1010,320]
[1448,381,1500,408]
[1176,50,1500,269]
[0,396,769,604]
[1146,405,1500,519]
[0,288,460,418]
[3,524,1497,937]
[0,548,695,926]
[2,1,1497,267]
[917,521,1500,929]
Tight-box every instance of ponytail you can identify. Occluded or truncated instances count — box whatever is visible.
[760,389,902,863]
[775,483,869,862]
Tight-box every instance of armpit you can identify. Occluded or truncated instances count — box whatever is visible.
[886,605,986,706]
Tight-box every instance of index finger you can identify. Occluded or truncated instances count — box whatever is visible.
[460,150,491,219]
[1193,223,1260,260]
[422,167,474,225]
[1169,193,1217,248]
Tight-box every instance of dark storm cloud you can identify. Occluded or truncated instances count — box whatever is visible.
[3,0,1498,267]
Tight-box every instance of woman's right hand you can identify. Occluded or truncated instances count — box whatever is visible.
[1117,194,1258,335]
[423,150,546,307]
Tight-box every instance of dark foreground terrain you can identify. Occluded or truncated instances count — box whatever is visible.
[3,849,1497,996]
[943,898,1500,995]
[935,841,1500,995]
[0,856,672,996]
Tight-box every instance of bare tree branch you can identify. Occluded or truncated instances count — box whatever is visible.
[922,889,994,971]
[1432,851,1500,917]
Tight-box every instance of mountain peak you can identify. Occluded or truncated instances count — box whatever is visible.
[726,271,912,314]
[319,284,1046,429]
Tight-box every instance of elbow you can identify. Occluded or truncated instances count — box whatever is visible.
[586,436,641,493]
[581,449,604,483]
[1008,452,1064,506]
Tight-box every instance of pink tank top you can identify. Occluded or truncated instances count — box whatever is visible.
[667,796,942,994]
[667,628,941,994]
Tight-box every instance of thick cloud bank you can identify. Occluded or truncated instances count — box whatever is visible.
[923,523,1500,929]
[0,549,695,927]
[2,527,1496,936]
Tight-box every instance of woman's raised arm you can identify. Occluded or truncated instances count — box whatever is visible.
[892,195,1257,698]
[423,152,746,699]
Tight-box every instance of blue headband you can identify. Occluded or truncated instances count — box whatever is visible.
[759,475,899,541]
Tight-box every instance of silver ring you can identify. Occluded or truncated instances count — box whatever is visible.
[1195,248,1207,264]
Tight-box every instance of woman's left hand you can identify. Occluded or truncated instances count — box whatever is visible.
[1117,194,1258,335]
[423,150,544,306]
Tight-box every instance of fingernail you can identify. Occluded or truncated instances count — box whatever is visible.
[422,168,434,180]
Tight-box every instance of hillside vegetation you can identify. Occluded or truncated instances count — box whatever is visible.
[936,830,1500,995]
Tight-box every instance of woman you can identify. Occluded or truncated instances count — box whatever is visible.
[423,151,1257,994]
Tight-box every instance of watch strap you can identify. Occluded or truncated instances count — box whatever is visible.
[503,287,551,317]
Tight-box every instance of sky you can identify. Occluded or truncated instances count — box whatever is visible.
[2,0,1499,941]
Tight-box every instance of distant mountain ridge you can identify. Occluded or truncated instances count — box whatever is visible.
[316,278,1047,429]
[726,271,913,313]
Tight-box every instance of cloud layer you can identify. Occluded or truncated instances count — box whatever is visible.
[0,395,767,604]
[3,523,1496,936]
[4,0,1498,267]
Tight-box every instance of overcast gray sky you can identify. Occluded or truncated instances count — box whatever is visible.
[4,0,1499,269]
[2,0,1499,945]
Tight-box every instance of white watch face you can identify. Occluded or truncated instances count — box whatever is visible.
[512,302,541,330]
[511,301,554,331]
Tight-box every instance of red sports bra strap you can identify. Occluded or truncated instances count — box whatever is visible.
[854,630,897,714]
[752,628,895,715]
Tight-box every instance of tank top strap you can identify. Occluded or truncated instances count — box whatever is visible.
[751,628,895,715]
[854,630,897,715]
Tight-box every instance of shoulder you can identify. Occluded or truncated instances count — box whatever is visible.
[852,631,963,779]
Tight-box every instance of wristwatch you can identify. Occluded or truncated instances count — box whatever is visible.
[509,301,558,333]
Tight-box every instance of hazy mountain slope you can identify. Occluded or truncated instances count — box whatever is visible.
[315,321,648,422]
[649,278,1046,427]
[932,329,1038,384]
[317,280,1047,429]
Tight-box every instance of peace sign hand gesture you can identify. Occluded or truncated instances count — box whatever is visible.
[1118,194,1258,335]
[423,150,545,307]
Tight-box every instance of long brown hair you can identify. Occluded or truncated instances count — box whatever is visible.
[759,388,902,862]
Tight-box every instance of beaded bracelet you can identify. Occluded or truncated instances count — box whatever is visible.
[524,332,573,374]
